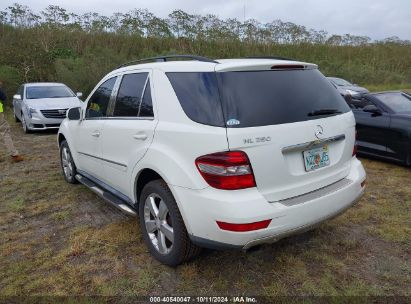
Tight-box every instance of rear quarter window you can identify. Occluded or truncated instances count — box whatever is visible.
[166,72,225,127]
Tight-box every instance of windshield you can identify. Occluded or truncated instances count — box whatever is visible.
[376,93,411,113]
[26,86,75,99]
[329,78,352,86]
[167,69,350,128]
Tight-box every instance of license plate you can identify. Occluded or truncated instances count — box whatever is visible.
[303,145,330,172]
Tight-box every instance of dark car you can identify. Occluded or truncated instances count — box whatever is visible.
[348,91,411,166]
[327,77,369,98]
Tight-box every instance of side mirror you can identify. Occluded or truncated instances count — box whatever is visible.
[76,92,83,98]
[13,94,22,100]
[67,107,81,120]
[363,105,382,115]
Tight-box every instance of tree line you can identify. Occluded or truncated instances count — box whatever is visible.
[1,3,409,45]
[0,3,410,102]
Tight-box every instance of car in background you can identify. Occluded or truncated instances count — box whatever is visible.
[348,91,411,166]
[328,77,369,98]
[13,83,83,133]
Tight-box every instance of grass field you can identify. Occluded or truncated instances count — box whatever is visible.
[364,84,411,93]
[0,114,410,298]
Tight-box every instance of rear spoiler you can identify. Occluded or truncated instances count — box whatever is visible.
[215,61,318,72]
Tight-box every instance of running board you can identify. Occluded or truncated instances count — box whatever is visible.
[75,174,137,216]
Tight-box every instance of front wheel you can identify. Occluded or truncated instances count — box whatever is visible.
[60,140,78,184]
[139,180,201,266]
[14,109,20,122]
[21,113,31,134]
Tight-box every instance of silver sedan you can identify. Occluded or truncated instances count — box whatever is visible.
[12,82,83,133]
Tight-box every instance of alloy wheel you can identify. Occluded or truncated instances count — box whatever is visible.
[143,193,174,255]
[21,115,27,132]
[61,146,73,180]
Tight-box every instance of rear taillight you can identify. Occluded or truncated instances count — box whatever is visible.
[195,151,256,190]
[353,130,358,156]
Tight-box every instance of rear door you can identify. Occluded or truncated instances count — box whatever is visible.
[99,70,157,198]
[217,67,355,202]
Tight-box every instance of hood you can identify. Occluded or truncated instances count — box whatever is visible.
[24,97,82,110]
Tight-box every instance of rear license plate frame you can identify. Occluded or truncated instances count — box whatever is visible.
[303,145,330,172]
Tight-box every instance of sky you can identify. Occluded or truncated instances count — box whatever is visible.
[1,0,411,40]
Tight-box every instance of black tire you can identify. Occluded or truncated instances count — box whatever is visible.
[14,110,20,122]
[60,140,78,184]
[139,179,201,266]
[406,152,411,167]
[21,113,31,134]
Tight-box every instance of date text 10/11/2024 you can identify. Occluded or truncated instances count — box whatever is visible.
[149,296,258,303]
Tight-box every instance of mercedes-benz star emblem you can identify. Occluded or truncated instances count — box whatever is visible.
[315,125,324,139]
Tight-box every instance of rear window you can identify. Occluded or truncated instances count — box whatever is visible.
[219,69,350,127]
[167,69,350,128]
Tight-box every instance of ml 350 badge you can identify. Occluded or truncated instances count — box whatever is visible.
[303,145,330,172]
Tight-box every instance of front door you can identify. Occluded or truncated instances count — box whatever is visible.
[74,76,117,181]
[353,98,390,156]
[99,71,157,199]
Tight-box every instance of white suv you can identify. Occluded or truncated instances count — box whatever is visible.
[58,55,366,266]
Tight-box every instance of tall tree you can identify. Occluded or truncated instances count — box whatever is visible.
[41,5,69,26]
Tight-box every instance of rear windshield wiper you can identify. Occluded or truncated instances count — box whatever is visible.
[308,109,342,117]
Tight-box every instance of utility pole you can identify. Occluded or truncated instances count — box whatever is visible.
[243,1,246,24]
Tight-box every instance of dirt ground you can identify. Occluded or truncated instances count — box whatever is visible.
[0,113,410,298]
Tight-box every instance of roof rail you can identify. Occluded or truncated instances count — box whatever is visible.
[246,56,295,61]
[117,54,218,69]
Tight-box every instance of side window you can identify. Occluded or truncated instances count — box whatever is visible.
[113,73,148,117]
[166,72,225,127]
[86,77,116,118]
[139,79,154,117]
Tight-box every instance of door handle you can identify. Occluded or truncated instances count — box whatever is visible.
[91,131,100,137]
[133,133,147,140]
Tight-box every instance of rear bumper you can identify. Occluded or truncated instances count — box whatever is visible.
[171,158,366,249]
[242,190,363,250]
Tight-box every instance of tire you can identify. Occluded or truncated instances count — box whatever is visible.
[139,179,201,266]
[406,152,411,167]
[21,113,31,134]
[14,109,20,122]
[60,140,78,184]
